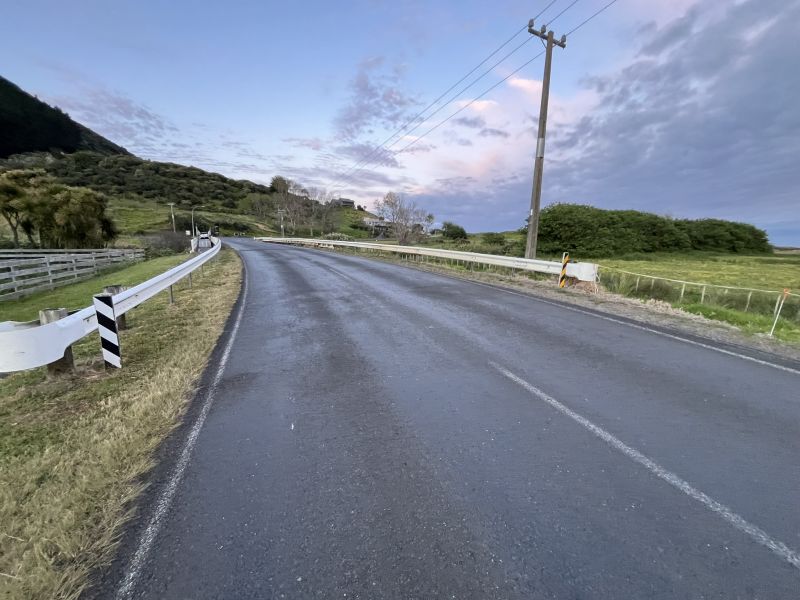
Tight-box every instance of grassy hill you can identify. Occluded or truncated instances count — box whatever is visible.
[0,75,128,158]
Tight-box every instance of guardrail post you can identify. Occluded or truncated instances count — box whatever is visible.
[39,308,75,376]
[559,252,569,288]
[103,285,127,330]
[188,272,193,289]
[168,285,175,304]
[93,293,122,369]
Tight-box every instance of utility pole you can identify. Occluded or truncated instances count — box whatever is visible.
[167,202,176,232]
[525,19,566,259]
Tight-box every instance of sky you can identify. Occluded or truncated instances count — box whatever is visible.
[2,0,798,245]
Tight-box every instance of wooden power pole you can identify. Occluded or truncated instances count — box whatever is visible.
[525,19,566,259]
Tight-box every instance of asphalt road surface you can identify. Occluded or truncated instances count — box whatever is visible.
[115,238,800,599]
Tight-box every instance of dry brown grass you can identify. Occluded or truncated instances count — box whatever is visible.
[0,248,242,599]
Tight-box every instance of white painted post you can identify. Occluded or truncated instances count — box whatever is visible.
[701,286,706,304]
[769,290,790,337]
[745,291,752,312]
[679,283,686,302]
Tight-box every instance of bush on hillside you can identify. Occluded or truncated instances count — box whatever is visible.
[536,204,770,256]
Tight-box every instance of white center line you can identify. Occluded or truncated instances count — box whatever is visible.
[490,361,800,570]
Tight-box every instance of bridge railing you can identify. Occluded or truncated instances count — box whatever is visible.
[254,237,599,282]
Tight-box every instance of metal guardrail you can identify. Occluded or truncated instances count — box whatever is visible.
[255,237,599,282]
[0,240,221,373]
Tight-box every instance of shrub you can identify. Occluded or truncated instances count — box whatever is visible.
[482,232,507,245]
[442,221,468,240]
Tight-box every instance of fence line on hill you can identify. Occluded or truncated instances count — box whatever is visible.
[0,249,144,301]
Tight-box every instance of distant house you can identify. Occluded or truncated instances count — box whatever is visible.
[331,197,355,208]
[363,216,390,235]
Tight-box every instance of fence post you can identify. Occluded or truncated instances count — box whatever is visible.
[635,277,640,292]
[769,289,790,337]
[9,264,18,296]
[701,286,706,304]
[745,291,752,312]
[45,256,53,288]
[103,285,127,330]
[679,283,686,302]
[39,308,75,376]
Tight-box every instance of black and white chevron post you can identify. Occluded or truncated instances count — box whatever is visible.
[93,293,122,369]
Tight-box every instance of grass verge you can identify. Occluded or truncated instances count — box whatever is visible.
[0,247,242,599]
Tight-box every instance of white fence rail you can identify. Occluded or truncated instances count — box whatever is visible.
[255,237,599,282]
[0,248,144,301]
[0,240,220,373]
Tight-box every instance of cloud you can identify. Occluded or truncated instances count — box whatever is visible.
[51,87,177,154]
[478,128,510,139]
[283,137,325,151]
[540,0,800,244]
[333,56,419,141]
[453,116,486,129]
[407,0,800,244]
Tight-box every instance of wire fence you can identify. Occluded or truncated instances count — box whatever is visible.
[598,267,799,328]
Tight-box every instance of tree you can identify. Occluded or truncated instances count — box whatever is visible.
[374,192,430,245]
[0,178,24,247]
[442,221,468,240]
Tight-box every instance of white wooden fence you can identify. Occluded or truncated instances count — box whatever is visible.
[0,249,145,301]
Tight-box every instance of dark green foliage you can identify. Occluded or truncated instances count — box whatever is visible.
[442,221,468,240]
[2,151,271,212]
[0,76,128,158]
[482,232,507,245]
[537,204,771,256]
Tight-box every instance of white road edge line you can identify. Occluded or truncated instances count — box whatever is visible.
[490,361,800,570]
[115,266,249,599]
[457,276,800,376]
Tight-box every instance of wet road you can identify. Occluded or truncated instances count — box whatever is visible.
[119,238,800,599]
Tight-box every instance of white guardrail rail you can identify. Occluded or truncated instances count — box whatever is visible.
[0,239,221,373]
[255,237,599,282]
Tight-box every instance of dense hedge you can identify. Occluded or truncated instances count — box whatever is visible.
[537,204,771,256]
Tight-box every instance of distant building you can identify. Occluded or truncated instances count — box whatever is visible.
[331,197,356,208]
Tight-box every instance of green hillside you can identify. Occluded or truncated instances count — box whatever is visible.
[0,75,128,158]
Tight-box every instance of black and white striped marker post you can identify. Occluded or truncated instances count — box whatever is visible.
[559,252,570,288]
[93,293,122,369]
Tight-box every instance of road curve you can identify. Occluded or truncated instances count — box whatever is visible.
[115,238,800,599]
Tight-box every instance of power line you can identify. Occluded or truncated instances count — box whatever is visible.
[332,0,591,190]
[366,0,619,171]
[565,0,619,36]
[329,0,562,191]
[395,51,546,156]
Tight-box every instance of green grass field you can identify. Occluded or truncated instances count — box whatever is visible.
[0,254,188,322]
[599,253,800,290]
